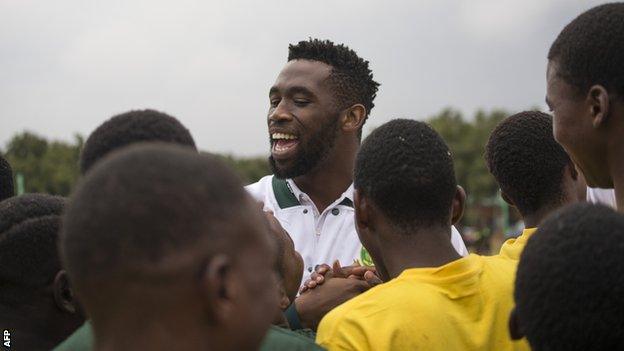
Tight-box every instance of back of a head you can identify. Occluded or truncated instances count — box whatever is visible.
[0,154,15,201]
[65,143,252,301]
[549,3,624,97]
[485,111,572,216]
[80,109,196,174]
[515,203,624,350]
[0,194,64,305]
[354,119,456,231]
[62,143,277,350]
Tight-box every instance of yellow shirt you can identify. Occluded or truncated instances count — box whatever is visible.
[316,254,529,351]
[498,228,537,260]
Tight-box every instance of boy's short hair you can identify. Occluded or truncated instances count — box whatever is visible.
[0,194,65,304]
[515,203,624,350]
[0,155,14,201]
[485,111,572,215]
[80,109,196,174]
[354,119,456,230]
[63,143,251,296]
[548,3,624,98]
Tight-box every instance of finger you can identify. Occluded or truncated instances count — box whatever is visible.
[299,285,308,293]
[333,260,346,278]
[364,271,383,287]
[315,264,331,275]
[345,266,368,277]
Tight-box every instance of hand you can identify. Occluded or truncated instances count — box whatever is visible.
[295,277,370,330]
[299,260,381,293]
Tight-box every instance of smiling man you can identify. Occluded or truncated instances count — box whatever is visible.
[247,39,467,286]
[546,3,624,211]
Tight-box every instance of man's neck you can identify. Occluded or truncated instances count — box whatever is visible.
[378,226,462,280]
[522,200,572,228]
[292,141,357,213]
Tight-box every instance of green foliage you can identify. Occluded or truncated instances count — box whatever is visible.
[2,132,82,196]
[217,154,271,185]
[428,108,507,204]
[1,132,271,196]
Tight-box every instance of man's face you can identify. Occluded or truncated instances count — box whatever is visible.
[546,60,610,187]
[267,60,342,179]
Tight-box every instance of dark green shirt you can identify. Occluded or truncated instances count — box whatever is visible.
[54,321,323,351]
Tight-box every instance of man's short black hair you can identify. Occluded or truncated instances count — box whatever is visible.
[354,119,456,231]
[288,38,380,138]
[0,194,64,305]
[485,111,573,216]
[80,109,197,174]
[62,143,255,299]
[515,203,624,350]
[0,154,14,201]
[548,3,624,98]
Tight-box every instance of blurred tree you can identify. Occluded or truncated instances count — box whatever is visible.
[2,132,82,196]
[428,108,507,204]
[218,154,271,185]
[1,132,271,196]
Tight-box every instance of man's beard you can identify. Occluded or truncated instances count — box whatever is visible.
[269,116,340,179]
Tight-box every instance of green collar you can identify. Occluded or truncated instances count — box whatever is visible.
[272,176,354,209]
[272,177,300,209]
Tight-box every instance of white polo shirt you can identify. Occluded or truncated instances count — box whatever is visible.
[587,187,617,209]
[246,175,468,283]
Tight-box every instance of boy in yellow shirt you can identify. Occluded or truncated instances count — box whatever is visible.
[484,111,581,260]
[316,119,528,351]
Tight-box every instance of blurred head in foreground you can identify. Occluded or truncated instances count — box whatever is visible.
[80,109,196,174]
[0,194,84,350]
[62,143,278,351]
[511,203,624,350]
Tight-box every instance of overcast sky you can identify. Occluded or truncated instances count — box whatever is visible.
[0,0,607,156]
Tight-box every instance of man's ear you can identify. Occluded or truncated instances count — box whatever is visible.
[200,254,234,324]
[354,189,373,234]
[451,186,466,225]
[587,85,610,128]
[509,307,525,340]
[341,104,367,134]
[53,270,78,314]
